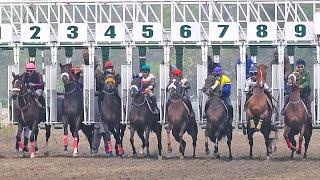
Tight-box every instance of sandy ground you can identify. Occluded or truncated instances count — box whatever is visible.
[1,122,320,180]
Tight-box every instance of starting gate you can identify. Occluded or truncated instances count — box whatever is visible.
[159,63,170,124]
[271,64,284,125]
[83,64,95,124]
[45,64,58,124]
[7,65,19,124]
[314,61,320,125]
[121,64,132,124]
[197,64,207,125]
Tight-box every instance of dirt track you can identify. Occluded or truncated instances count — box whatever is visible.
[1,125,320,179]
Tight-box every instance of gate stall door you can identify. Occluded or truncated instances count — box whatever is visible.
[83,64,95,124]
[121,64,132,124]
[313,63,320,125]
[8,65,19,124]
[271,64,284,125]
[196,64,207,125]
[236,63,246,127]
[45,64,58,124]
[159,63,170,124]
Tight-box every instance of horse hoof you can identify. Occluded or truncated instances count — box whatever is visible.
[44,151,49,157]
[266,156,270,160]
[73,153,78,158]
[105,152,113,158]
[249,155,253,159]
[23,151,29,158]
[205,150,210,155]
[30,153,35,158]
[228,156,233,161]
[179,155,184,160]
[296,150,302,155]
[158,155,162,160]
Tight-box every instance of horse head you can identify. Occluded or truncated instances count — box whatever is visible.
[202,75,221,96]
[60,63,73,84]
[11,72,23,99]
[168,78,182,98]
[257,64,267,88]
[287,72,300,88]
[104,76,116,93]
[130,76,142,97]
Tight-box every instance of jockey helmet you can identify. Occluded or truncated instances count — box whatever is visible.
[296,59,306,66]
[249,66,257,74]
[141,64,151,72]
[213,66,223,75]
[26,62,36,71]
[104,60,113,68]
[172,68,182,77]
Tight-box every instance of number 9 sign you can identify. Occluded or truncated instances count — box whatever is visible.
[59,23,87,43]
[285,22,314,41]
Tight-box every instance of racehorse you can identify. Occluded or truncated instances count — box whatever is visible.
[246,64,273,159]
[11,72,51,158]
[60,63,94,157]
[100,77,126,157]
[202,75,233,160]
[166,78,198,159]
[283,72,312,159]
[129,76,162,159]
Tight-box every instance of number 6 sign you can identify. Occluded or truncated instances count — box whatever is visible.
[171,22,201,42]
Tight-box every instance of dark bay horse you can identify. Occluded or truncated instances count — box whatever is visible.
[202,75,232,160]
[129,76,162,159]
[246,64,272,159]
[166,78,198,159]
[100,77,126,157]
[60,63,93,157]
[11,73,51,158]
[283,72,312,159]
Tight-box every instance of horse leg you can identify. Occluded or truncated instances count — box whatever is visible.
[63,115,69,153]
[187,121,198,158]
[178,121,187,159]
[283,124,295,151]
[15,123,23,152]
[29,123,38,158]
[23,127,30,157]
[34,125,39,153]
[166,124,173,154]
[226,124,233,160]
[205,129,210,155]
[303,121,312,159]
[213,137,220,159]
[72,118,81,157]
[120,124,126,148]
[296,124,305,155]
[129,126,137,157]
[145,126,151,157]
[289,132,296,159]
[44,124,51,156]
[137,130,146,156]
[262,128,271,160]
[82,124,94,156]
[155,124,162,160]
[114,124,124,157]
[247,128,254,159]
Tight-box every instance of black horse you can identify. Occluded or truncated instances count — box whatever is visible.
[166,78,198,159]
[100,77,126,157]
[11,72,51,158]
[129,76,162,159]
[202,75,233,160]
[60,63,94,157]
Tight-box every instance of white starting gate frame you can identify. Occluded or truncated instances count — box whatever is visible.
[3,0,320,127]
[7,64,19,124]
[121,64,133,125]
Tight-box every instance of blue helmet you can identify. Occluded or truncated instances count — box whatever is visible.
[213,66,223,75]
[296,59,306,66]
[249,66,257,74]
[141,64,151,72]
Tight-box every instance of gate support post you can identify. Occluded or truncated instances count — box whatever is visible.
[65,47,73,63]
[237,43,247,128]
[175,46,183,70]
[212,46,220,63]
[314,43,320,125]
[138,46,147,71]
[159,44,170,124]
[287,45,295,70]
[198,43,208,126]
[249,46,257,64]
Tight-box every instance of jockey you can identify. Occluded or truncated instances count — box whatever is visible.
[22,62,45,108]
[70,65,83,84]
[203,66,233,123]
[140,64,159,114]
[103,60,121,103]
[282,59,311,118]
[167,68,195,120]
[244,66,273,110]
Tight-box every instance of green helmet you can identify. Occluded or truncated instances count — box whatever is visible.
[141,64,151,72]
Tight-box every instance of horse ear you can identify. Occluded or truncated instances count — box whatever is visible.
[12,72,15,77]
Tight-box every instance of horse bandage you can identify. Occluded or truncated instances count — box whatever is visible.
[105,78,115,84]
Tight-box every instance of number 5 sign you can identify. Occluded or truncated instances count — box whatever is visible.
[171,22,201,42]
[59,23,87,43]
[132,23,163,42]
[247,22,277,41]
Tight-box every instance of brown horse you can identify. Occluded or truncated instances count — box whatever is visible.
[129,76,162,159]
[246,64,272,159]
[283,72,312,159]
[202,75,233,160]
[166,78,198,159]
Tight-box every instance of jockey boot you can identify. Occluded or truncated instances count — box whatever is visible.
[302,98,312,119]
[227,106,234,126]
[264,90,274,109]
[185,100,195,120]
[150,96,160,114]
[243,94,250,111]
[281,96,289,116]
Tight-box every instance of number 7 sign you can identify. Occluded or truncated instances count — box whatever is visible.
[209,22,239,42]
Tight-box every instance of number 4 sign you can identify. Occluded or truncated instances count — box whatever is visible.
[96,23,126,42]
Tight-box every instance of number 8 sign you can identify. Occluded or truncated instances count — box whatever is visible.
[247,22,277,41]
[59,23,87,43]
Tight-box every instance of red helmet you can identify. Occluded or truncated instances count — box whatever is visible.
[104,60,113,68]
[26,63,36,70]
[172,68,182,77]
